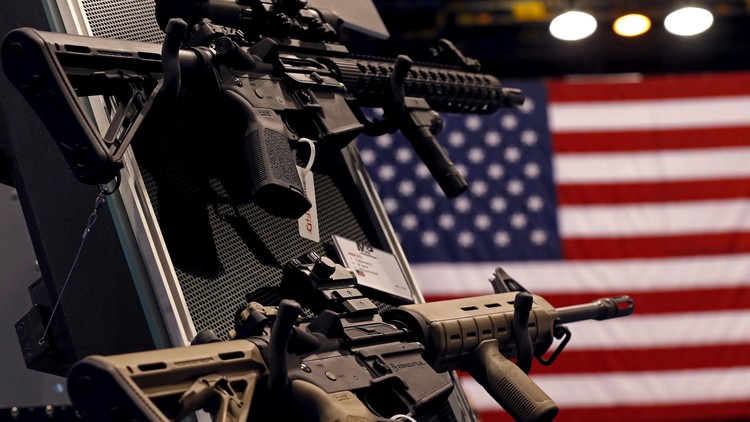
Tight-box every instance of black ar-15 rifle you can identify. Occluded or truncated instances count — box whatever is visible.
[1,0,522,218]
[66,256,634,422]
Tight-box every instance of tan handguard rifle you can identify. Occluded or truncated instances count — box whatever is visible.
[67,260,634,422]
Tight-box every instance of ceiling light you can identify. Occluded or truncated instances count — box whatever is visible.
[550,11,597,41]
[664,7,713,36]
[613,13,651,37]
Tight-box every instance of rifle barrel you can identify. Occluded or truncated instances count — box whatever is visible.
[557,295,634,324]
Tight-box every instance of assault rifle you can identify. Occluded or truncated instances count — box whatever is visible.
[67,255,634,422]
[1,0,523,218]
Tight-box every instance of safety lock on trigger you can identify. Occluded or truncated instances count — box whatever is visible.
[537,325,571,366]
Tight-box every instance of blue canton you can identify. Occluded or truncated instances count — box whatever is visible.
[357,80,562,263]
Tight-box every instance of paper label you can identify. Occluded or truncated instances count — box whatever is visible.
[332,235,413,301]
[297,167,319,242]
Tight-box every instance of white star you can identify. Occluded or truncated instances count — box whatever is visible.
[470,180,488,197]
[530,229,548,245]
[360,148,376,165]
[396,147,413,163]
[500,114,519,131]
[527,195,544,212]
[490,196,507,213]
[474,213,492,230]
[510,213,528,229]
[448,131,465,148]
[507,179,524,196]
[438,213,455,230]
[468,147,485,164]
[398,180,415,196]
[519,97,535,114]
[376,134,393,149]
[414,163,431,179]
[487,163,504,180]
[464,115,482,132]
[382,197,399,214]
[453,196,472,213]
[417,196,435,213]
[378,164,396,181]
[524,162,541,179]
[494,231,511,247]
[521,130,538,146]
[421,230,439,247]
[401,213,418,231]
[457,231,475,248]
[484,130,502,148]
[504,146,521,163]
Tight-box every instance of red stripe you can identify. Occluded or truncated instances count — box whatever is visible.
[535,344,750,374]
[547,71,750,102]
[562,232,750,260]
[557,178,750,205]
[552,126,750,153]
[425,286,750,315]
[456,343,750,375]
[477,401,750,422]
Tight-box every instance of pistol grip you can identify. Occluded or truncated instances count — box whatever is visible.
[469,340,558,422]
[224,90,311,219]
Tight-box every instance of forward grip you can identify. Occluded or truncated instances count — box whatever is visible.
[400,98,467,198]
[409,125,467,198]
[469,341,558,422]
[224,90,311,219]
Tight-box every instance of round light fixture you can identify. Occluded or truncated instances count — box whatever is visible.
[550,11,597,41]
[613,13,652,37]
[664,7,713,36]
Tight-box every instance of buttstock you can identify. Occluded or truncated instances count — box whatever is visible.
[67,340,266,421]
[1,28,164,184]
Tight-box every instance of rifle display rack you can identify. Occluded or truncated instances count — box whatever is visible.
[2,0,476,420]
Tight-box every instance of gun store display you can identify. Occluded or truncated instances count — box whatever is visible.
[0,0,636,420]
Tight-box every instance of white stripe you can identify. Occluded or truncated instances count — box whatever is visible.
[460,367,750,408]
[558,198,750,237]
[560,310,750,349]
[411,254,750,296]
[548,95,750,132]
[553,147,750,183]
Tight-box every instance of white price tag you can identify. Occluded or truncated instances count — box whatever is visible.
[332,235,413,301]
[297,166,319,242]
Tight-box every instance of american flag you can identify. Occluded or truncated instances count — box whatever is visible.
[358,72,750,421]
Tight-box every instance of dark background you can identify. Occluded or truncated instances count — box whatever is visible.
[0,0,70,407]
[349,0,750,78]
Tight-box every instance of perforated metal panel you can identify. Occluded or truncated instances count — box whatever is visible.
[47,1,469,419]
[131,94,398,338]
[81,0,164,43]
